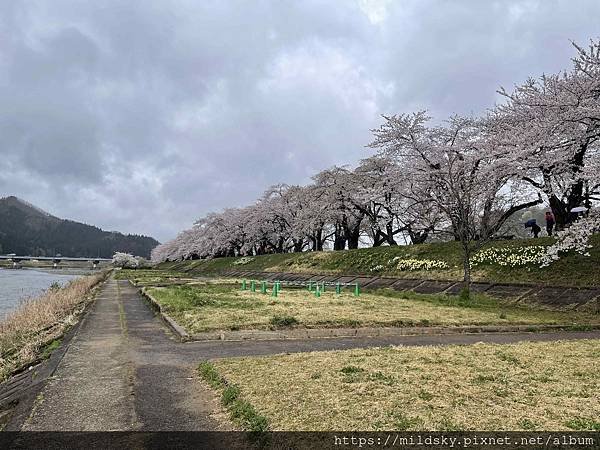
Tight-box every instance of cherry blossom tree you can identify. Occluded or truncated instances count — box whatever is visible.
[489,39,600,230]
[369,113,542,291]
[112,252,138,268]
[150,38,599,273]
[312,167,367,249]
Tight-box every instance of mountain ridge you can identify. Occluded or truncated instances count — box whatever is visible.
[0,196,159,258]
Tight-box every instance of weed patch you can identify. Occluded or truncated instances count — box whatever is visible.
[198,361,269,432]
[269,315,299,328]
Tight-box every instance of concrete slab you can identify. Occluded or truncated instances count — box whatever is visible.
[331,276,358,284]
[315,275,342,282]
[363,277,397,289]
[525,287,570,305]
[351,277,378,287]
[307,274,328,281]
[263,272,282,280]
[556,288,600,305]
[412,280,457,294]
[284,273,311,281]
[390,279,425,291]
[444,282,491,295]
[486,284,533,299]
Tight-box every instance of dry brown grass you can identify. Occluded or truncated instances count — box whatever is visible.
[211,340,600,431]
[0,272,108,381]
[150,284,598,334]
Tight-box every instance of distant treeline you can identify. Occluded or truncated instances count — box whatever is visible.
[0,196,159,258]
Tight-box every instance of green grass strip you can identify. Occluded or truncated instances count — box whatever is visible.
[198,361,269,432]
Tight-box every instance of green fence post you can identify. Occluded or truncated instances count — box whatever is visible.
[354,283,360,297]
[241,280,247,290]
[321,282,326,292]
[250,280,256,292]
[336,282,341,295]
[315,287,321,298]
[308,281,312,291]
[261,281,267,294]
[271,283,278,297]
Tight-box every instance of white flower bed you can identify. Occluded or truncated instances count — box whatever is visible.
[471,246,547,267]
[233,256,255,266]
[395,258,449,271]
[541,210,599,267]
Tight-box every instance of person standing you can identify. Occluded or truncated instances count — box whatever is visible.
[531,222,541,238]
[545,211,555,236]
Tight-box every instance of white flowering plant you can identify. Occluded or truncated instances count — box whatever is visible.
[395,258,449,271]
[541,210,599,267]
[471,246,547,268]
[233,256,255,266]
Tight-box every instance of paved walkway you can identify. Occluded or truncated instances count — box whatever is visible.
[14,278,600,431]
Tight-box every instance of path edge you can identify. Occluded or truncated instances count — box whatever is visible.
[138,285,190,342]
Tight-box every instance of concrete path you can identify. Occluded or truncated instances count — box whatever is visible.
[22,278,223,431]
[18,278,600,431]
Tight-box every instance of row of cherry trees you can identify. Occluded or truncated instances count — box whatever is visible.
[153,39,599,287]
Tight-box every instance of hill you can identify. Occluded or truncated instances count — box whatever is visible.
[157,235,600,288]
[0,196,159,258]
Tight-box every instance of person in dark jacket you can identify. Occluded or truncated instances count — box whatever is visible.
[545,211,555,236]
[531,222,541,238]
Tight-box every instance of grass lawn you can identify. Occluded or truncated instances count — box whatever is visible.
[158,234,600,287]
[146,283,597,334]
[113,269,196,285]
[201,340,600,431]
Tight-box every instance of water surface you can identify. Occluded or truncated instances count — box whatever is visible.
[0,268,89,319]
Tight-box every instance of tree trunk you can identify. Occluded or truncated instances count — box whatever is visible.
[344,221,361,249]
[408,228,428,245]
[333,223,346,250]
[371,229,385,247]
[385,222,398,246]
[293,239,304,253]
[314,228,324,251]
[461,244,472,297]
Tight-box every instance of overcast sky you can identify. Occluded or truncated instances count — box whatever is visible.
[1,1,599,242]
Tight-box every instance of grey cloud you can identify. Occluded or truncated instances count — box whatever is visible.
[0,0,598,242]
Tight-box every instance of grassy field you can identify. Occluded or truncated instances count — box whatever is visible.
[114,268,207,285]
[201,340,600,431]
[157,235,600,287]
[146,283,597,334]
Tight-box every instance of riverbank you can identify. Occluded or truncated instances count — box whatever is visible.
[0,270,110,381]
[0,268,92,318]
[156,235,600,287]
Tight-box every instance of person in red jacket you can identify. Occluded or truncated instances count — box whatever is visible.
[545,211,555,236]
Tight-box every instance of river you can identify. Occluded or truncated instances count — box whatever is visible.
[0,268,90,319]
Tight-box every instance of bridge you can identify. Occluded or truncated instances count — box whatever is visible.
[0,255,112,269]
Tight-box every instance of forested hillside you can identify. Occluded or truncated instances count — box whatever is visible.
[0,196,159,258]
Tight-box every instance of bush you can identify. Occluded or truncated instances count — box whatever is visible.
[198,361,223,389]
[222,385,241,405]
[269,315,299,327]
[340,365,364,374]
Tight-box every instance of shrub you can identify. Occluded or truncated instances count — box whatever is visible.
[340,365,364,374]
[222,385,241,405]
[269,315,299,327]
[198,361,223,389]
